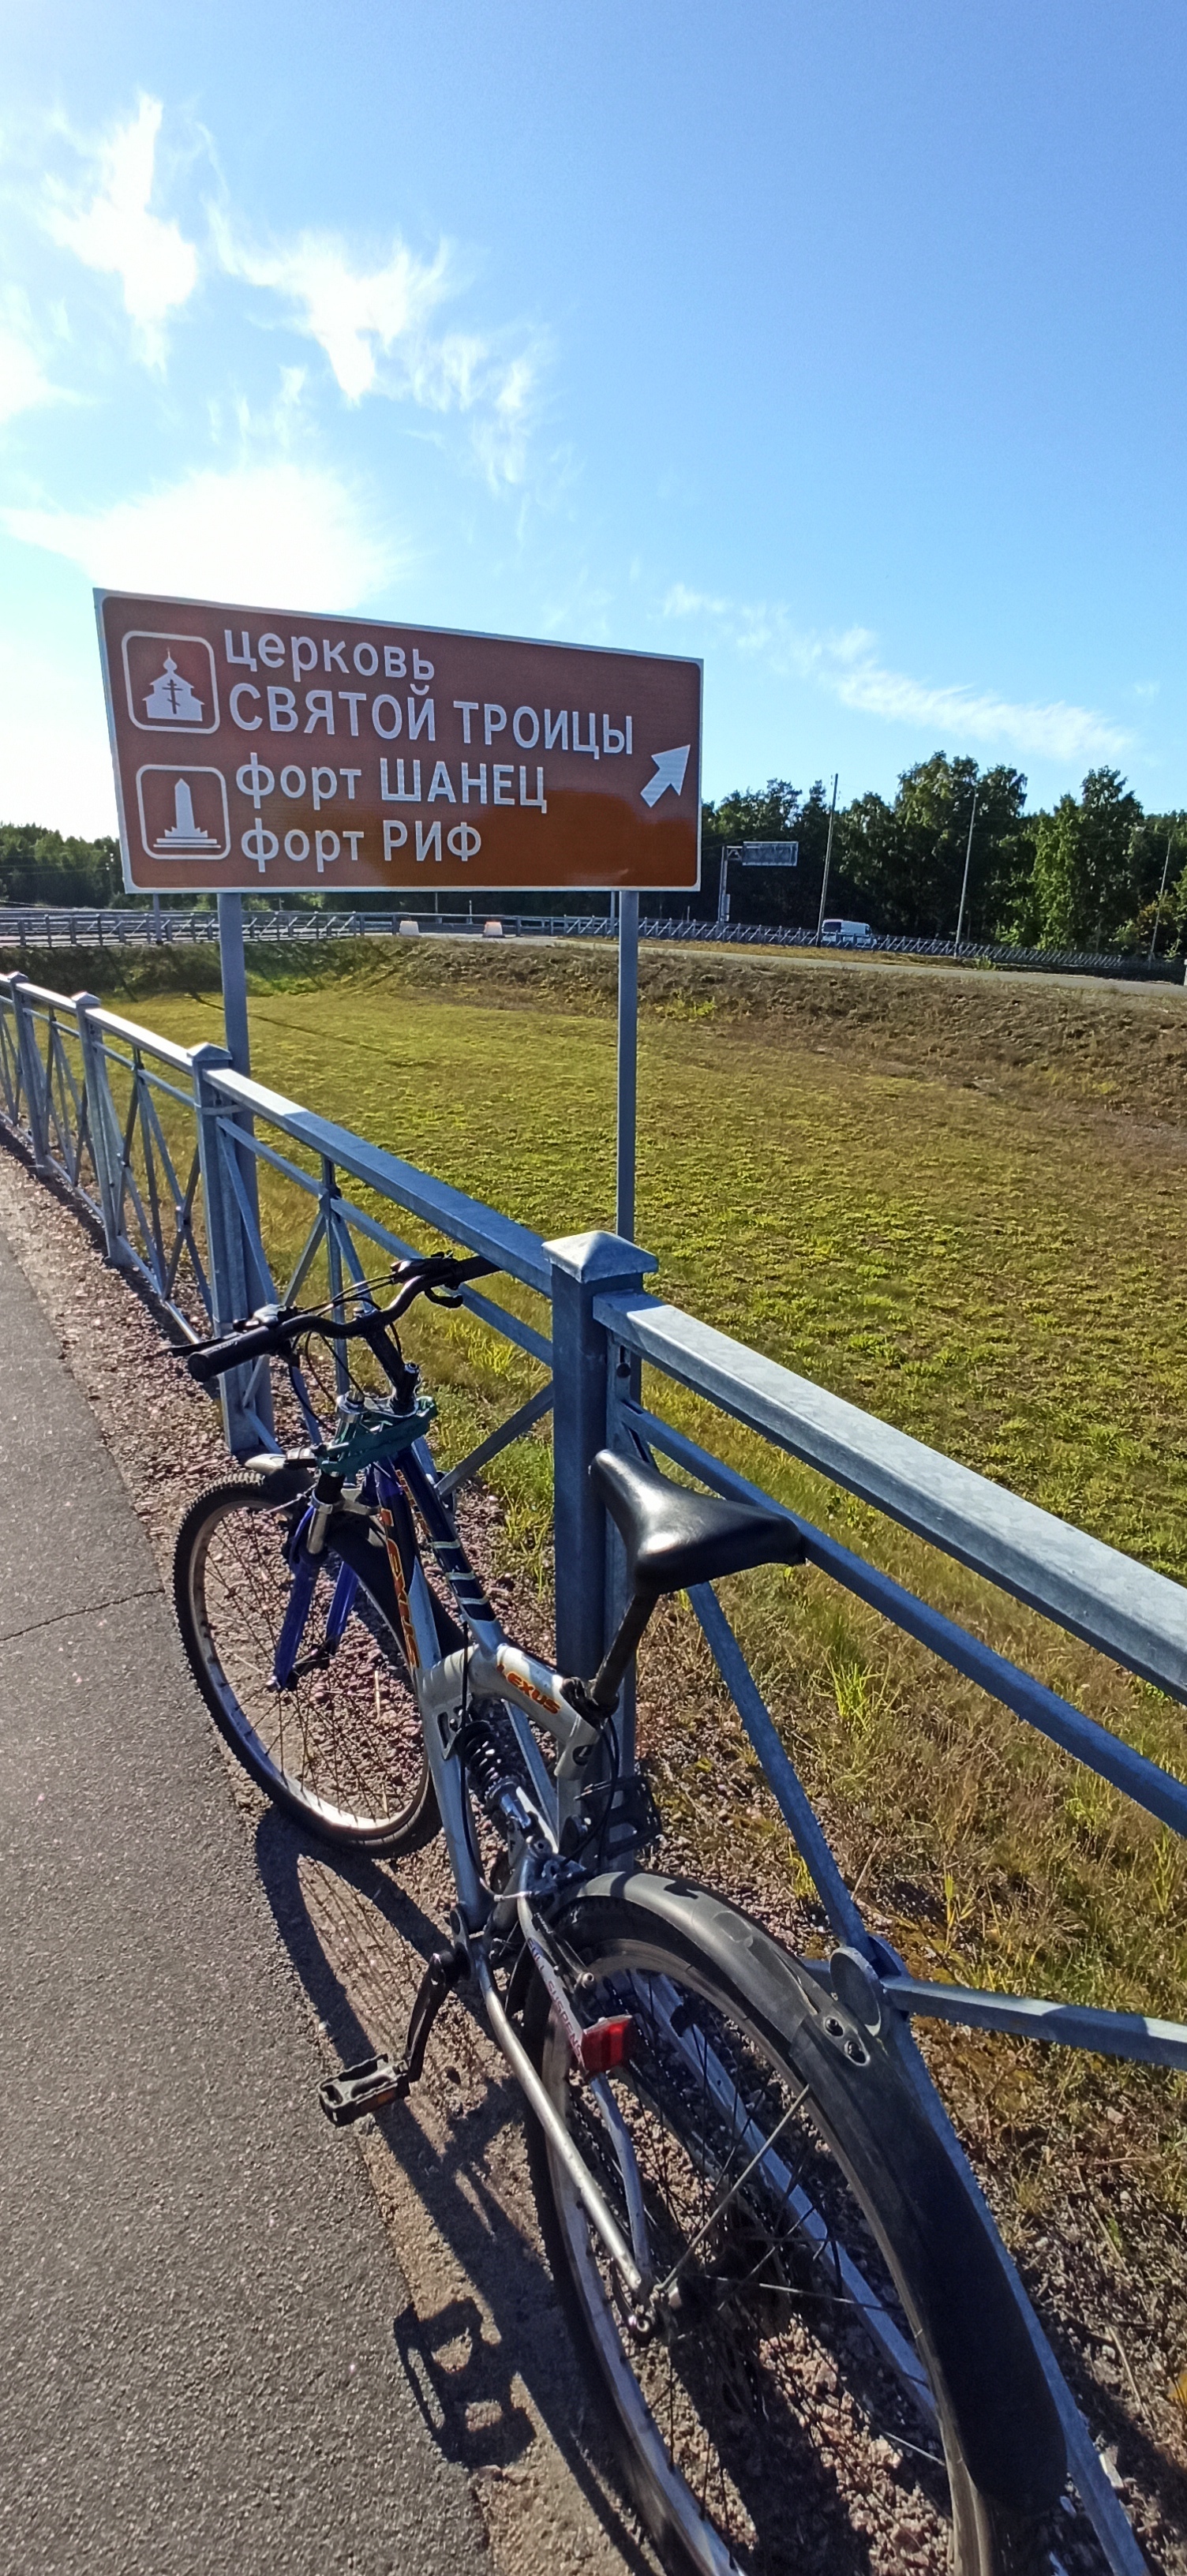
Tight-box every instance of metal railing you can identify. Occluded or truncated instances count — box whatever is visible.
[0,904,1182,983]
[1,962,1183,2569]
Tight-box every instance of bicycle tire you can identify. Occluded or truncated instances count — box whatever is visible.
[525,1874,1054,2576]
[174,1479,439,1854]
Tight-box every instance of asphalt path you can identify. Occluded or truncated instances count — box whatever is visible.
[0,1222,482,2575]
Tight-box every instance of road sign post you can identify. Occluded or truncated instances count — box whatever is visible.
[616,892,639,1240]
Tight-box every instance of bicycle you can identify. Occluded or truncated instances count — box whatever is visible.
[173,1255,1066,2576]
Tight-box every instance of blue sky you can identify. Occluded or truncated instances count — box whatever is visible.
[2,0,1184,838]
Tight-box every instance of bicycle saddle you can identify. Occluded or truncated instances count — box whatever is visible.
[591,1450,807,1598]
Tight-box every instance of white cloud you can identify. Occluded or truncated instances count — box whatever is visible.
[213,218,450,402]
[665,587,1130,766]
[829,654,1129,764]
[2,459,396,611]
[0,631,118,836]
[0,290,64,423]
[213,215,541,485]
[44,96,198,365]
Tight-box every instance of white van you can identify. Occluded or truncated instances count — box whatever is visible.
[819,918,877,948]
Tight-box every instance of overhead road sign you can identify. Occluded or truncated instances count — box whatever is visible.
[95,593,702,898]
[717,837,799,927]
[725,841,799,867]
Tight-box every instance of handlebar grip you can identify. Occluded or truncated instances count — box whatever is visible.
[186,1321,286,1384]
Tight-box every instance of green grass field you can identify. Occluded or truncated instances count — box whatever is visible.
[88,942,1187,2208]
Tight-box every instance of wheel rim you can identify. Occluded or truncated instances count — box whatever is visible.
[189,1493,429,1837]
[541,1947,964,2576]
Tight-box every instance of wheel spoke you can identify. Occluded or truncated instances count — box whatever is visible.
[537,1940,972,2576]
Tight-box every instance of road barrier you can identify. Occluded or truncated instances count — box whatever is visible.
[0,904,1181,983]
[1,961,1182,2569]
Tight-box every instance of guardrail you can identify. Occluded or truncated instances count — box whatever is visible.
[0,904,1181,983]
[1,960,1182,2568]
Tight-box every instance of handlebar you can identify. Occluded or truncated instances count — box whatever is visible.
[183,1253,497,1386]
[186,1319,295,1384]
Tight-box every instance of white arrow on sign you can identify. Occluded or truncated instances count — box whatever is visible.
[640,744,691,807]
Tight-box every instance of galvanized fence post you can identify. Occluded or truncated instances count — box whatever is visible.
[192,1040,272,1456]
[9,974,50,1171]
[545,1230,658,1682]
[72,991,126,1266]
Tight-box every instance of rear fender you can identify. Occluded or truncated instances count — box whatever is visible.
[563,1870,1065,2518]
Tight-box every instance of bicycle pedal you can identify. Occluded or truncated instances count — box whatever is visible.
[319,2053,410,2125]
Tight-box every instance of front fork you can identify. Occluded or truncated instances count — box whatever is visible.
[268,1506,358,1692]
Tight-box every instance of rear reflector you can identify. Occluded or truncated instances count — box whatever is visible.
[577,2015,635,2075]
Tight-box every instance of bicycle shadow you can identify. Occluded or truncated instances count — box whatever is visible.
[253,1803,657,2575]
[253,1807,1186,2576]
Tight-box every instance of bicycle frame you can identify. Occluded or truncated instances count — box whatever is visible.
[284,1441,605,1913]
[275,1436,653,2295]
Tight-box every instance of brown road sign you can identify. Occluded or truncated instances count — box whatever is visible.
[95,591,702,897]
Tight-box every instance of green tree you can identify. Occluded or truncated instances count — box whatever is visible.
[840,754,1029,938]
[0,823,122,907]
[1117,811,1187,952]
[1028,769,1142,950]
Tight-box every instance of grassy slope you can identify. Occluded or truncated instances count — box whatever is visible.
[70,939,1187,2206]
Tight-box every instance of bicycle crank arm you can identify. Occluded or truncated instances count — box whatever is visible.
[320,1942,470,2127]
[474,1955,643,2298]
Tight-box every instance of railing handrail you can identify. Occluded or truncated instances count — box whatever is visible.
[597,1291,1187,1704]
[89,1005,200,1075]
[3,961,1185,1702]
[208,1065,552,1295]
[0,972,88,1010]
[0,908,1183,983]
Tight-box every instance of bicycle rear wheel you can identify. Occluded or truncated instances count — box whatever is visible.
[526,1876,1055,2576]
[174,1480,438,1853]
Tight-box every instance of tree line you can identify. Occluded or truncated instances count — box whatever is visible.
[702,759,1187,953]
[1,823,122,908]
[4,756,1186,952]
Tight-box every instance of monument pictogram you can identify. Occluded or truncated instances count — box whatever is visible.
[121,629,219,735]
[135,766,230,863]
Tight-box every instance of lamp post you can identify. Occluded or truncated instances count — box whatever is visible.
[1148,828,1175,963]
[955,791,979,950]
[815,773,840,941]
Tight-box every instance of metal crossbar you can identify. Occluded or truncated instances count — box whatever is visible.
[0,964,1181,2573]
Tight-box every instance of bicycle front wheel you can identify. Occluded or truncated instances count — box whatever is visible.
[526,1875,1055,2576]
[174,1480,438,1853]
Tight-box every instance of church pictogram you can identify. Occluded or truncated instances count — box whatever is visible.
[144,653,204,724]
[121,630,219,733]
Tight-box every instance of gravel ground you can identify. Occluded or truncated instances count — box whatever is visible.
[2,1129,1184,2576]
